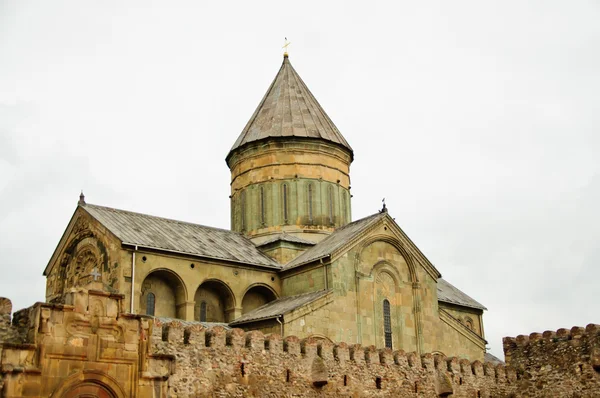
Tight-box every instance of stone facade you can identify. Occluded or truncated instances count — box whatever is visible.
[1,289,599,397]
[39,54,492,363]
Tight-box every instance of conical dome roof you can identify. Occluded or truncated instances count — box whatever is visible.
[227,55,352,161]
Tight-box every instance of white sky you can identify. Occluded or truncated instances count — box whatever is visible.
[1,0,599,359]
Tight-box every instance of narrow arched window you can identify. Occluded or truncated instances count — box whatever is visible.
[308,184,314,223]
[260,186,266,226]
[200,301,207,322]
[146,292,156,316]
[282,183,288,223]
[240,191,246,231]
[383,299,392,349]
[465,317,474,331]
[328,185,334,224]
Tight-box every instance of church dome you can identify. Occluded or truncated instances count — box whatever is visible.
[226,54,352,163]
[227,55,353,245]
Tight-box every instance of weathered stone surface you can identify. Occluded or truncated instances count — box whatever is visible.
[1,288,599,397]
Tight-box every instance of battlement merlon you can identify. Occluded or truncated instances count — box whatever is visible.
[503,324,600,371]
[152,319,515,384]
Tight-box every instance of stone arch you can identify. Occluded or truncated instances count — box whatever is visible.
[241,283,278,315]
[354,234,418,283]
[353,235,424,352]
[50,370,125,398]
[194,279,236,322]
[140,268,187,319]
[371,261,403,292]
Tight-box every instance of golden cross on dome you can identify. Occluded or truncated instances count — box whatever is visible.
[282,37,291,56]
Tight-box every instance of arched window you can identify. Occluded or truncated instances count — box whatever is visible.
[260,186,266,226]
[308,184,314,223]
[199,301,207,322]
[282,184,288,223]
[383,299,392,349]
[146,292,156,316]
[240,191,246,231]
[465,317,474,331]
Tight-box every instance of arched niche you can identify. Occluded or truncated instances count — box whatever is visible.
[194,279,236,322]
[50,370,125,398]
[140,269,187,319]
[241,284,277,315]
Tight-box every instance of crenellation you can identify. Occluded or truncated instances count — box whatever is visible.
[162,321,184,343]
[406,351,420,368]
[378,347,393,365]
[333,342,349,362]
[300,337,318,358]
[363,345,377,363]
[348,344,363,364]
[317,340,334,360]
[283,335,300,355]
[205,325,226,347]
[245,330,264,351]
[420,353,435,372]
[226,327,245,348]
[393,349,407,366]
[471,360,484,377]
[264,333,282,352]
[183,324,205,346]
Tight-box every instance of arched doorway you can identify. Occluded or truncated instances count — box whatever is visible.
[140,269,187,319]
[63,381,117,398]
[194,280,235,322]
[241,284,277,314]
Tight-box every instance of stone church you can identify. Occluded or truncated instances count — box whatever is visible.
[42,54,487,361]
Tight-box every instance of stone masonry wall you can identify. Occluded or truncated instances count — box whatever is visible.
[2,289,600,397]
[502,325,600,397]
[149,320,596,397]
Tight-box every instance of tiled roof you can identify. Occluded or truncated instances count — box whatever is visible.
[229,290,331,325]
[437,278,487,310]
[283,212,385,270]
[256,233,316,247]
[227,55,352,160]
[82,204,280,268]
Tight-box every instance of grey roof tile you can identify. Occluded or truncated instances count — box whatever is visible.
[283,212,385,269]
[82,204,280,268]
[227,55,352,160]
[437,278,487,310]
[230,289,331,325]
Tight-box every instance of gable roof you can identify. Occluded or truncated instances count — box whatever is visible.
[227,55,352,162]
[437,278,487,310]
[229,289,331,326]
[82,204,280,268]
[283,212,386,270]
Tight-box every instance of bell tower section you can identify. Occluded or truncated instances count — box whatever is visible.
[226,55,353,245]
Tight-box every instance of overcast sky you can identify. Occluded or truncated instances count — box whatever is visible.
[1,1,598,359]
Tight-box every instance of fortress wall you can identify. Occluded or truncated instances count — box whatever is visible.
[151,319,517,397]
[2,289,599,397]
[502,324,600,397]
